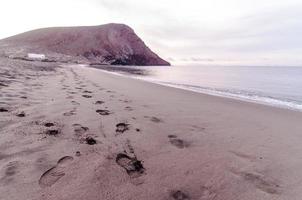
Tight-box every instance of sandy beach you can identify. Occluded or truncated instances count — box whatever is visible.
[1,58,302,200]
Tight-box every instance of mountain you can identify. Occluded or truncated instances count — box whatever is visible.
[0,23,170,66]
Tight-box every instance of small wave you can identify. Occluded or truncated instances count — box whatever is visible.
[154,81,302,111]
[91,66,302,112]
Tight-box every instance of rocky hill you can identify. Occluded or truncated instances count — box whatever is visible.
[0,23,170,66]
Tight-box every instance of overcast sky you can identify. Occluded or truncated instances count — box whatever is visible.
[1,0,302,65]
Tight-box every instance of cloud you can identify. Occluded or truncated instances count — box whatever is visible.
[0,0,302,65]
[137,3,302,65]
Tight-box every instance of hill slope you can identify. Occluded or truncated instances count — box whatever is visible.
[0,23,170,66]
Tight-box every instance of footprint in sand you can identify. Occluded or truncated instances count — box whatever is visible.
[39,156,74,188]
[150,117,163,123]
[73,124,89,136]
[63,109,76,116]
[83,90,92,94]
[116,123,129,134]
[115,153,144,178]
[0,108,9,112]
[85,136,97,145]
[2,161,19,183]
[82,95,92,98]
[125,106,134,111]
[72,124,97,145]
[168,135,190,149]
[96,109,111,116]
[16,111,26,117]
[42,122,60,137]
[66,96,74,99]
[238,171,280,194]
[45,129,60,136]
[44,122,55,127]
[5,162,18,176]
[144,116,163,123]
[170,190,191,200]
[71,101,80,105]
[95,100,104,105]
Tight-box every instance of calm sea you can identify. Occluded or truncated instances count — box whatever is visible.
[91,65,302,111]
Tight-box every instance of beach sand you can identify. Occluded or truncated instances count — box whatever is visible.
[1,58,302,200]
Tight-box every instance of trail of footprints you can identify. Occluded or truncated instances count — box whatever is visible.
[27,69,192,194]
[1,68,276,198]
[38,69,150,189]
[35,69,279,198]
[1,68,275,199]
[0,68,50,118]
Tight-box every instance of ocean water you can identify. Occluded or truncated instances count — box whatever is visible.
[91,65,302,111]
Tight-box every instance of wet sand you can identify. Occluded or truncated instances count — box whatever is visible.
[1,58,302,200]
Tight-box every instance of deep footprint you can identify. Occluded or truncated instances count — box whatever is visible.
[44,122,55,127]
[170,190,191,200]
[0,108,9,112]
[83,90,92,94]
[116,123,129,134]
[116,153,144,178]
[85,137,97,145]
[96,109,111,116]
[82,95,92,98]
[95,100,104,105]
[45,129,60,136]
[16,111,26,117]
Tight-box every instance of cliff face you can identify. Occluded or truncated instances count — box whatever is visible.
[0,23,170,66]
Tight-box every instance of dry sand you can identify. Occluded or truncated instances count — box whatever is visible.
[1,58,302,200]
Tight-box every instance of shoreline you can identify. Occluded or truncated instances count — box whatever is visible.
[1,60,302,200]
[87,64,302,113]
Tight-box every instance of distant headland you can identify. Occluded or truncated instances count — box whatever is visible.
[0,23,170,66]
